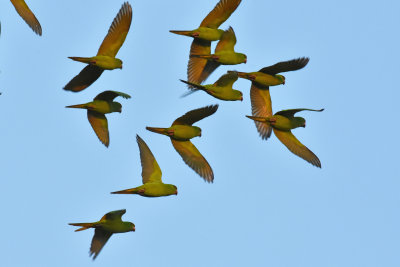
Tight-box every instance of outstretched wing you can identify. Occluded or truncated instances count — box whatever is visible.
[275,108,324,118]
[136,135,162,184]
[200,0,242,29]
[187,39,219,85]
[215,27,236,53]
[90,229,112,260]
[87,111,109,147]
[259,57,310,75]
[250,84,273,140]
[10,0,42,35]
[171,139,214,183]
[273,129,321,168]
[100,209,126,222]
[63,65,104,92]
[173,105,218,126]
[97,2,132,57]
[94,90,131,101]
[214,72,238,87]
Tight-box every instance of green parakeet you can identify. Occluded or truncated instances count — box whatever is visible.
[64,2,132,92]
[69,209,135,260]
[246,108,323,167]
[66,90,131,147]
[190,27,246,84]
[170,0,242,85]
[111,135,178,197]
[231,57,309,140]
[180,71,242,101]
[10,0,42,35]
[146,105,218,183]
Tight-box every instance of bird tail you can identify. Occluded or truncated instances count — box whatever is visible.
[190,54,212,60]
[110,188,136,194]
[65,103,88,109]
[68,56,93,64]
[146,127,168,136]
[69,222,96,232]
[169,30,192,37]
[236,71,249,79]
[246,115,266,123]
[179,79,205,90]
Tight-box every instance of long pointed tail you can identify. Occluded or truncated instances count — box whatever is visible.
[68,56,93,64]
[235,71,249,79]
[169,30,193,37]
[146,127,168,136]
[65,103,88,109]
[110,188,136,194]
[246,115,267,123]
[68,222,96,232]
[179,79,205,90]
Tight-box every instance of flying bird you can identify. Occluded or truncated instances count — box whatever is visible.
[63,2,132,92]
[180,71,242,101]
[246,108,323,167]
[190,26,246,84]
[231,57,309,140]
[10,0,42,35]
[170,0,242,85]
[69,209,135,260]
[146,105,218,183]
[66,90,131,147]
[111,135,178,197]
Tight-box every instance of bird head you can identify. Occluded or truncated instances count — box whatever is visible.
[294,117,306,128]
[173,185,178,195]
[112,102,123,113]
[276,75,285,85]
[240,53,247,64]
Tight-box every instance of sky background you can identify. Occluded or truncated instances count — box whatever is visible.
[1,0,399,266]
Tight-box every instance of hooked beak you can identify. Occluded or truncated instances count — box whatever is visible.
[240,96,243,101]
[132,226,136,232]
[175,189,178,195]
[249,75,256,81]
[199,132,202,137]
[244,58,247,64]
[283,80,285,85]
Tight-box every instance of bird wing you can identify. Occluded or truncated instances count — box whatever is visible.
[273,129,321,168]
[136,135,163,184]
[187,39,219,84]
[172,105,218,126]
[200,0,242,28]
[10,0,42,35]
[214,72,238,87]
[90,229,112,260]
[101,209,126,222]
[215,27,236,53]
[97,2,132,57]
[275,108,324,118]
[94,90,131,101]
[171,139,214,182]
[87,111,109,147]
[250,84,273,140]
[63,65,104,92]
[259,57,310,75]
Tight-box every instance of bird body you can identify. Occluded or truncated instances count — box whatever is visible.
[66,90,130,147]
[111,135,178,197]
[180,72,242,101]
[68,56,123,70]
[194,50,246,65]
[69,209,135,260]
[170,27,224,41]
[246,108,323,167]
[112,183,177,197]
[64,2,132,92]
[146,105,218,182]
[236,71,285,87]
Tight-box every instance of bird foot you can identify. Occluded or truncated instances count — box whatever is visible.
[167,129,174,136]
[192,32,200,38]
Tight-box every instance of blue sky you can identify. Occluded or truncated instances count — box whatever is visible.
[1,0,399,266]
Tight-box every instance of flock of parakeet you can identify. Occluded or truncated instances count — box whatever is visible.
[5,0,323,260]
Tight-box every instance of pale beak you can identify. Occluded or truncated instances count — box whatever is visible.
[175,189,178,195]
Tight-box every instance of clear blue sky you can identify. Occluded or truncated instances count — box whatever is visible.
[1,0,399,266]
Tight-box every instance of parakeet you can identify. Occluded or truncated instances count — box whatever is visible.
[10,0,42,35]
[246,108,323,167]
[69,209,135,260]
[66,90,131,147]
[146,105,218,182]
[180,71,242,101]
[111,135,178,197]
[170,0,242,85]
[231,57,309,140]
[63,2,132,92]
[190,26,246,84]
